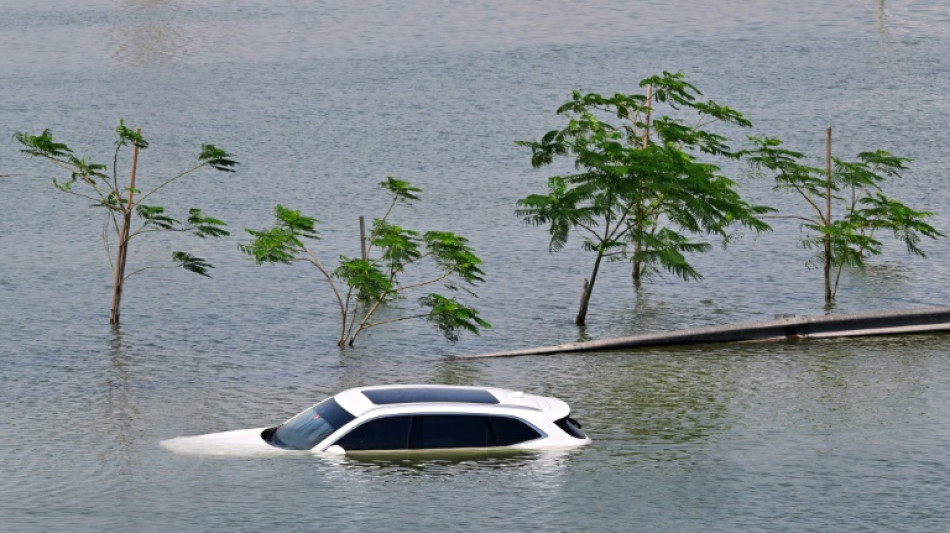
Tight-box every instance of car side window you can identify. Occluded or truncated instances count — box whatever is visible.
[333,415,411,451]
[409,414,489,449]
[486,415,543,446]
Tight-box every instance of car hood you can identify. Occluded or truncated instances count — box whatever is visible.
[160,427,294,457]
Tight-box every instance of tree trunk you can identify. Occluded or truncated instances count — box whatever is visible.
[632,253,642,288]
[824,239,832,303]
[576,251,605,326]
[632,216,641,286]
[632,85,651,288]
[109,131,141,324]
[109,212,132,324]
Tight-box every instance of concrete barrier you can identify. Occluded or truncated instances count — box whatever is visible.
[455,306,950,359]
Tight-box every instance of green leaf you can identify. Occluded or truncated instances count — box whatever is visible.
[334,258,393,302]
[371,220,422,270]
[854,192,944,256]
[423,231,486,284]
[172,251,214,277]
[240,205,319,264]
[14,129,73,159]
[640,71,700,108]
[632,227,711,281]
[518,73,773,322]
[240,226,303,264]
[419,293,490,342]
[115,119,149,149]
[273,205,320,239]
[187,208,229,239]
[746,136,827,196]
[101,191,127,211]
[199,144,238,172]
[136,204,180,230]
[243,182,487,346]
[380,176,422,204]
[751,132,944,303]
[17,121,241,324]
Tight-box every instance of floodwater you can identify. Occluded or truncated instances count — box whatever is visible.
[2,1,950,531]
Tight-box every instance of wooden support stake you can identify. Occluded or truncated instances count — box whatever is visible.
[359,215,367,261]
[643,83,652,149]
[824,127,833,304]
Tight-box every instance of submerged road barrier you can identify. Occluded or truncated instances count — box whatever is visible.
[456,306,950,359]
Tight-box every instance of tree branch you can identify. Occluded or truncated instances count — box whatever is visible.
[364,313,429,328]
[135,163,206,205]
[393,272,452,293]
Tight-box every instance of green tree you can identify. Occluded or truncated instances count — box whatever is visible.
[746,129,943,304]
[15,121,237,323]
[517,72,772,325]
[240,177,489,347]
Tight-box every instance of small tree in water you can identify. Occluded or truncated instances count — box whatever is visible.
[15,121,237,324]
[746,129,944,304]
[240,177,490,347]
[517,72,772,325]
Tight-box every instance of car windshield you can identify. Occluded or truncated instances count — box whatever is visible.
[267,398,356,450]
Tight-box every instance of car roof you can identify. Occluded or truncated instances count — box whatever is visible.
[331,385,570,420]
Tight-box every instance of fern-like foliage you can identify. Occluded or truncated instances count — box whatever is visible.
[172,251,214,277]
[241,179,488,347]
[746,133,944,302]
[517,72,773,323]
[15,121,236,323]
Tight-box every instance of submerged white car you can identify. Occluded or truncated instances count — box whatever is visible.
[161,385,591,456]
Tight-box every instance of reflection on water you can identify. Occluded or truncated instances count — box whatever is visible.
[571,349,737,450]
[319,448,575,506]
[99,328,140,478]
[327,448,574,477]
[427,357,487,387]
[112,20,186,66]
[876,0,892,42]
[111,0,186,66]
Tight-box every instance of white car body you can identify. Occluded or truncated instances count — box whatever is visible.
[161,385,591,456]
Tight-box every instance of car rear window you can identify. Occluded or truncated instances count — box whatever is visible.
[554,416,587,439]
[487,415,544,446]
[362,387,499,405]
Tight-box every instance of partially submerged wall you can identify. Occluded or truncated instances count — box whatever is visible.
[457,306,950,359]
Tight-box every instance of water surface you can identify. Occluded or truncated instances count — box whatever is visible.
[2,1,950,531]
